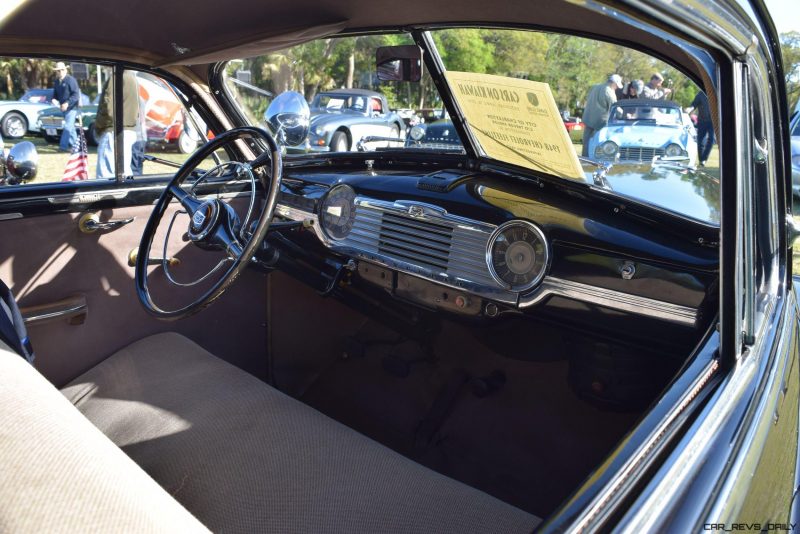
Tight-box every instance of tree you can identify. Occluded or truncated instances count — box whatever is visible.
[780,32,800,110]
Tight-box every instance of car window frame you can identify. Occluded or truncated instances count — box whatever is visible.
[0,58,235,199]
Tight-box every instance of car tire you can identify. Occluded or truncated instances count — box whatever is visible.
[178,130,198,154]
[329,131,348,152]
[2,112,27,139]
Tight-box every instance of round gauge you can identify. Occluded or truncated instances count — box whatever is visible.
[487,220,548,291]
[320,184,356,240]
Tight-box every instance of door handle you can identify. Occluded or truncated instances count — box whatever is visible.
[79,213,135,234]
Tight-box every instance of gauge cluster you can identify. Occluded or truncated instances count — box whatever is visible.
[487,221,549,291]
[319,184,356,240]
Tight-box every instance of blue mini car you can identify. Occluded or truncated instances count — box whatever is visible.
[588,98,698,165]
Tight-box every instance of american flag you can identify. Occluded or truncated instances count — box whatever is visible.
[61,119,89,181]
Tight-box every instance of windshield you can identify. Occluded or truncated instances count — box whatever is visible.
[608,103,683,126]
[224,33,462,155]
[223,28,718,225]
[431,28,717,224]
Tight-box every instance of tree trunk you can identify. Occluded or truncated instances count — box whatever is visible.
[345,51,355,88]
[308,39,337,101]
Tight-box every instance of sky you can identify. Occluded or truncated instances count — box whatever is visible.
[764,0,800,34]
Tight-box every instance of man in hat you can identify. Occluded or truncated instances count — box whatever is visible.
[641,72,672,100]
[581,74,622,157]
[51,62,80,152]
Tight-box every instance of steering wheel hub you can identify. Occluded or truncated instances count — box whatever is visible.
[188,200,219,241]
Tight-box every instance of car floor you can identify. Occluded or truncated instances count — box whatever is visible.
[269,274,642,517]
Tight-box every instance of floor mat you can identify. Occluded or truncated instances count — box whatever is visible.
[299,319,640,517]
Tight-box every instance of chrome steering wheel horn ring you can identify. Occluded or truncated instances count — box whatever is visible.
[135,126,283,320]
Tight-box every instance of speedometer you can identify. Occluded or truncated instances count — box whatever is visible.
[487,220,548,291]
[320,184,356,240]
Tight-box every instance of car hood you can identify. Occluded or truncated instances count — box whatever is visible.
[0,100,47,110]
[597,124,688,148]
[421,120,461,145]
[309,111,366,131]
[601,163,719,224]
[39,105,98,117]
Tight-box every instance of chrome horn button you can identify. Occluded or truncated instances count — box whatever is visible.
[187,200,220,241]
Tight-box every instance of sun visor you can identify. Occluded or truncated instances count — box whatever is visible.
[157,20,348,67]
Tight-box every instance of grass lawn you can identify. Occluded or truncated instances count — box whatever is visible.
[19,135,190,183]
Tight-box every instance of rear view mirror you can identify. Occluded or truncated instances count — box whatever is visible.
[376,45,423,82]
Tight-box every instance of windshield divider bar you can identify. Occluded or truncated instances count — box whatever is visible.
[412,30,480,162]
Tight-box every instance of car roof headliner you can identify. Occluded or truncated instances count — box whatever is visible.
[0,0,710,79]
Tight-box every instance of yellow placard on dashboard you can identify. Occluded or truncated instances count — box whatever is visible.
[445,71,585,181]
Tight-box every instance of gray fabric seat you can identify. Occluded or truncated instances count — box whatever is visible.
[62,332,540,534]
[0,339,209,534]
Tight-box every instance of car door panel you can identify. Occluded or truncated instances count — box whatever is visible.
[0,198,267,387]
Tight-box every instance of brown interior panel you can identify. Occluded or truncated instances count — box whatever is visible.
[0,204,267,386]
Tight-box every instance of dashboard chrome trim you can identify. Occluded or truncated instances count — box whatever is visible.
[274,201,700,326]
[521,277,699,326]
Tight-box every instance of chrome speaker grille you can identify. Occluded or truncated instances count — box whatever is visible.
[377,213,453,272]
[328,198,516,302]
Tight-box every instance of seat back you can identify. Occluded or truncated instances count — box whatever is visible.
[0,340,209,533]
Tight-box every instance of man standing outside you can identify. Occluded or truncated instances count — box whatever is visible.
[641,72,672,100]
[95,70,140,178]
[689,90,714,166]
[582,74,622,157]
[51,62,80,152]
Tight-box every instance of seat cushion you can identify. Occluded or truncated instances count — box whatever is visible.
[0,339,209,534]
[62,332,540,534]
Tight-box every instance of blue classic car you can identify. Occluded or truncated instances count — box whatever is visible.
[296,89,405,152]
[589,98,697,165]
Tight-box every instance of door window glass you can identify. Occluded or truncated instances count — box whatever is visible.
[0,59,221,187]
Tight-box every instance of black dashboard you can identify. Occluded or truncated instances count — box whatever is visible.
[269,164,719,346]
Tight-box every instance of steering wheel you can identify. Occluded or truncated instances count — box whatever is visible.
[135,126,282,320]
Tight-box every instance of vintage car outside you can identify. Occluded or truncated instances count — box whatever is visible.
[0,88,79,139]
[0,0,796,533]
[36,97,99,145]
[588,98,698,164]
[407,115,586,150]
[290,88,405,152]
[36,73,199,153]
[406,117,463,150]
